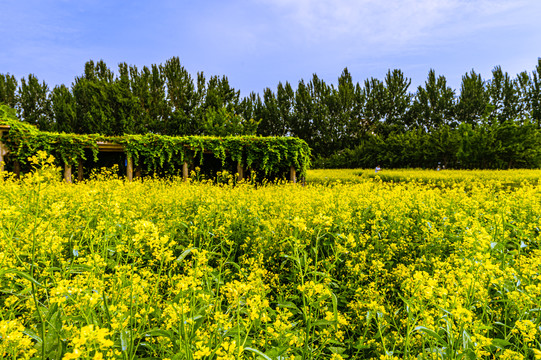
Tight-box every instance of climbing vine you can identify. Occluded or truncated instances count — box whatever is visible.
[0,105,311,178]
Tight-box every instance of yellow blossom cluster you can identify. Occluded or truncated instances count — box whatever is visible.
[0,319,36,359]
[1,161,541,359]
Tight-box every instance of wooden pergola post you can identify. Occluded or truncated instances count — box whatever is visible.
[13,160,20,178]
[290,166,296,183]
[237,162,244,181]
[64,163,72,183]
[182,161,189,181]
[126,155,133,182]
[77,160,84,182]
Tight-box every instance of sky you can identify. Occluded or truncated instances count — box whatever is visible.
[1,0,541,97]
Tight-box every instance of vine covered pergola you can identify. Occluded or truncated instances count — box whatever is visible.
[0,105,311,183]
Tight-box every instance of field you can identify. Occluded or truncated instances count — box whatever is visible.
[1,155,541,359]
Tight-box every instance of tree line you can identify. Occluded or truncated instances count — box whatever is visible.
[1,57,541,168]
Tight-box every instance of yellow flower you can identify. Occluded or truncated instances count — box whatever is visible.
[500,349,524,360]
[63,348,82,360]
[515,320,537,344]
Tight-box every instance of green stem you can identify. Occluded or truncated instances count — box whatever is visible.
[30,182,46,359]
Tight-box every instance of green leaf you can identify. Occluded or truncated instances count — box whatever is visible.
[1,269,44,288]
[243,347,273,360]
[145,329,174,339]
[414,326,447,346]
[491,338,512,349]
[176,247,195,263]
[313,319,334,326]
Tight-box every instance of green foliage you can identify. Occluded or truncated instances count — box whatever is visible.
[1,104,99,166]
[411,69,456,129]
[51,85,76,133]
[17,74,53,131]
[381,69,413,132]
[455,70,489,126]
[486,66,519,124]
[119,134,310,177]
[199,107,259,137]
[531,59,541,127]
[315,123,541,170]
[0,73,18,107]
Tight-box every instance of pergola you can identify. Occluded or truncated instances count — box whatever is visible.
[0,124,298,183]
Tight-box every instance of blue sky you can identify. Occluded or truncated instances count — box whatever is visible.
[1,0,540,96]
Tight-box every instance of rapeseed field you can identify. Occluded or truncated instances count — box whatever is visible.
[1,153,540,359]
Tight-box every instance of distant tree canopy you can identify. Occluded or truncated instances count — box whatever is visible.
[1,57,541,169]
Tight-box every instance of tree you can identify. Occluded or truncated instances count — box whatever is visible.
[335,68,359,150]
[308,74,333,156]
[200,106,258,136]
[361,77,386,135]
[161,57,198,135]
[486,66,519,124]
[113,62,140,134]
[530,59,541,128]
[276,81,295,136]
[455,70,489,126]
[456,122,494,168]
[259,87,281,136]
[410,69,456,130]
[51,85,76,133]
[292,80,314,145]
[381,69,412,133]
[202,75,239,113]
[18,74,53,131]
[429,125,460,167]
[514,71,532,122]
[127,64,152,134]
[72,60,117,135]
[238,92,263,133]
[147,64,168,134]
[0,73,18,107]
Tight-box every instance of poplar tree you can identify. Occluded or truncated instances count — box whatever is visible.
[0,73,18,107]
[127,64,151,133]
[334,68,358,150]
[115,62,140,134]
[161,57,197,135]
[237,91,263,135]
[411,69,456,130]
[309,74,333,156]
[531,59,541,127]
[486,66,518,124]
[18,74,53,131]
[381,69,412,133]
[514,71,532,122]
[259,87,281,136]
[276,81,295,136]
[455,70,489,126]
[148,64,168,134]
[51,84,76,133]
[72,60,117,135]
[361,77,386,134]
[198,75,253,136]
[292,80,314,144]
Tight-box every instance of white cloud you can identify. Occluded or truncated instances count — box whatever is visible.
[257,0,529,52]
